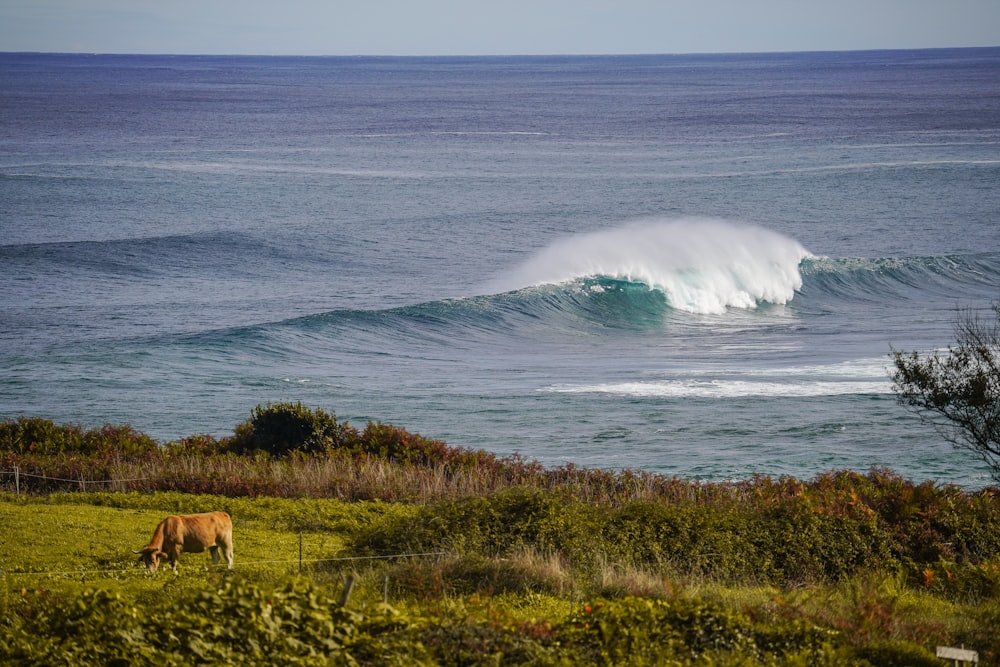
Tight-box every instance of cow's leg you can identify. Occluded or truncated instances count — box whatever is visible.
[210,545,220,566]
[221,536,234,569]
[170,545,182,573]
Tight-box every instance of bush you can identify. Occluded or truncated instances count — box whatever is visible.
[164,433,229,457]
[916,559,1000,602]
[600,497,896,586]
[358,422,455,467]
[855,640,940,667]
[558,596,837,665]
[0,417,82,455]
[351,488,601,570]
[80,424,159,458]
[227,403,357,457]
[748,501,894,584]
[1,577,427,666]
[0,417,157,458]
[389,553,568,599]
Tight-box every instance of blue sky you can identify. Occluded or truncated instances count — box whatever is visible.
[1,0,998,55]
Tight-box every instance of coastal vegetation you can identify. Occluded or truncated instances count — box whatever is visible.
[891,300,1000,482]
[2,405,1000,665]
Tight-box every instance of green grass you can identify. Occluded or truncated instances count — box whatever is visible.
[3,410,1000,664]
[0,493,421,600]
[3,492,1000,665]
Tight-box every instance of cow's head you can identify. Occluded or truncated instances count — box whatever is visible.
[133,547,167,572]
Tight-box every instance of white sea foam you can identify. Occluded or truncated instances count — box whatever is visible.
[544,378,893,399]
[544,357,894,398]
[495,217,812,314]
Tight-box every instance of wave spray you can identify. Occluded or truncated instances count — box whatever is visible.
[496,218,813,314]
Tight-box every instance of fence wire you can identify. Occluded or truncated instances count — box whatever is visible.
[1,468,449,581]
[1,467,152,493]
[1,552,449,578]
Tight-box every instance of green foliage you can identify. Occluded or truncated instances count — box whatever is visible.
[1,577,427,666]
[958,599,1000,665]
[0,417,157,457]
[163,433,229,457]
[4,407,1000,663]
[356,421,487,469]
[403,597,565,666]
[224,404,498,467]
[917,559,1000,602]
[0,417,82,455]
[749,500,894,584]
[890,300,1000,480]
[390,553,568,599]
[352,487,601,571]
[855,640,941,667]
[227,402,356,457]
[355,487,901,587]
[559,596,847,666]
[1,493,990,666]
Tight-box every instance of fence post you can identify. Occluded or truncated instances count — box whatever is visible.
[340,574,356,606]
[13,466,19,496]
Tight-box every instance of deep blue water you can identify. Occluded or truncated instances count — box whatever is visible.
[2,49,999,486]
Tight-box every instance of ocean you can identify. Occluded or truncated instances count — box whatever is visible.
[2,49,999,487]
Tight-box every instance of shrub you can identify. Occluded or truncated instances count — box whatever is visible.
[601,497,896,586]
[227,402,357,457]
[917,559,1000,602]
[559,597,756,664]
[80,423,158,458]
[358,422,453,467]
[0,417,83,455]
[1,577,428,666]
[0,417,157,458]
[560,596,854,666]
[414,614,559,666]
[389,553,568,599]
[602,501,750,579]
[957,599,1000,665]
[164,433,229,457]
[747,501,895,584]
[351,488,601,571]
[855,640,940,667]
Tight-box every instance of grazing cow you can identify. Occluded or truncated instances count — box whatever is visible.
[134,511,234,573]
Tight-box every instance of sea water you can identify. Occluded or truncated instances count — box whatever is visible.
[2,49,999,486]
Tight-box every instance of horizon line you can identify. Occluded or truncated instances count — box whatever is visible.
[3,45,999,59]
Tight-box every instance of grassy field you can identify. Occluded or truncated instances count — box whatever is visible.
[2,489,998,666]
[2,411,1000,664]
[0,492,418,602]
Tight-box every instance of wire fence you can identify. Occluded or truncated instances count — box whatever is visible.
[1,466,451,604]
[0,551,449,579]
[1,550,451,606]
[0,466,152,494]
[0,468,459,605]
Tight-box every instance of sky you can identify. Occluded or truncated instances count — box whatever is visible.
[1,0,998,56]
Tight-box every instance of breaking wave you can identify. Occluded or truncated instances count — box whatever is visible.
[488,217,812,314]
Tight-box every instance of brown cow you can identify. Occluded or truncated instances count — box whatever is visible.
[134,511,234,573]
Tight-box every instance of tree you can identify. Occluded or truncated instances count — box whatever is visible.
[890,301,1000,482]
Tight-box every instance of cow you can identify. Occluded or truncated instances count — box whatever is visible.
[134,511,234,573]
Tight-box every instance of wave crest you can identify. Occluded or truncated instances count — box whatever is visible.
[491,218,812,314]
